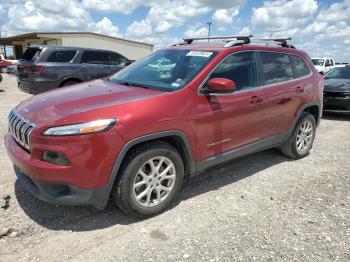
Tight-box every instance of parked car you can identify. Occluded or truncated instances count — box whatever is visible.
[335,62,349,68]
[311,57,335,75]
[16,46,132,94]
[5,36,323,218]
[0,53,15,73]
[323,66,350,114]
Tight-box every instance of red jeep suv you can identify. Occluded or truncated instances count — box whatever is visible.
[5,36,323,217]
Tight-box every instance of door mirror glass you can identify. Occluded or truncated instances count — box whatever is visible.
[205,78,236,94]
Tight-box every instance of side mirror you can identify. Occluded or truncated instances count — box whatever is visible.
[204,78,236,94]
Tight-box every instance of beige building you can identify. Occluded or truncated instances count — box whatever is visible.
[0,32,153,60]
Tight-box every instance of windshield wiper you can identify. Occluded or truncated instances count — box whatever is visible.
[113,80,150,89]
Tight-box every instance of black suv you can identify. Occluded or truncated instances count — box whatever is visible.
[17,46,132,94]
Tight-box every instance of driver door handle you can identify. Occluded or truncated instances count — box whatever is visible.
[249,96,263,104]
[296,86,304,93]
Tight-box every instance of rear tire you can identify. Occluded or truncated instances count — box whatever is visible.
[280,112,316,159]
[112,141,184,218]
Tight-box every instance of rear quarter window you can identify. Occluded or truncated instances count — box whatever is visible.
[290,55,311,78]
[47,50,77,62]
[260,52,294,85]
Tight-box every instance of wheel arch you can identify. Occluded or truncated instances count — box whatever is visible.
[291,102,321,135]
[97,131,196,208]
[59,77,83,87]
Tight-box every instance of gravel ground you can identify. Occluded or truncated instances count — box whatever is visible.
[0,74,349,262]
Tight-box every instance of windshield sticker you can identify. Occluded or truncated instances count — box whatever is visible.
[171,82,181,88]
[186,51,213,57]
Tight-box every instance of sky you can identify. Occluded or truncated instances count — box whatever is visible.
[1,0,350,62]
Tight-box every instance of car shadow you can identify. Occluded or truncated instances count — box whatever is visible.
[15,149,288,232]
[322,112,350,121]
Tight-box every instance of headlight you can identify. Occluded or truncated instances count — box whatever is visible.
[43,119,116,136]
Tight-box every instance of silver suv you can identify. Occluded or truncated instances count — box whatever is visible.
[17,46,132,94]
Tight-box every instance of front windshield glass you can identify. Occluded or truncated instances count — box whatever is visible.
[312,59,324,66]
[325,67,350,80]
[110,49,218,91]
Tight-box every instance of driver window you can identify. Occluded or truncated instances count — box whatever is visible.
[205,52,257,91]
[325,59,331,66]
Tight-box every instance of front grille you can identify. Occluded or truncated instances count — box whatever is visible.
[8,109,36,151]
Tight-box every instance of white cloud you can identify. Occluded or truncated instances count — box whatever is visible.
[252,0,318,32]
[212,8,239,32]
[184,24,208,38]
[82,0,150,14]
[2,0,95,36]
[316,0,350,23]
[95,17,120,37]
[238,26,251,35]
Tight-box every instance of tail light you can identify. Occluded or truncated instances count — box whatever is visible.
[18,65,45,75]
[27,65,45,75]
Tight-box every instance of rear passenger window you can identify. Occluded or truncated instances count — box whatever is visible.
[207,52,256,91]
[47,50,77,62]
[290,55,311,78]
[260,52,293,85]
[81,51,110,65]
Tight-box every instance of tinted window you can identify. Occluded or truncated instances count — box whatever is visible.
[207,52,256,91]
[312,59,324,66]
[290,55,311,78]
[22,48,42,61]
[325,67,350,80]
[325,59,331,66]
[109,53,128,66]
[81,51,109,64]
[260,52,293,85]
[47,50,77,62]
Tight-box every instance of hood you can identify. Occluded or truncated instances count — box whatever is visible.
[324,78,350,92]
[16,79,164,126]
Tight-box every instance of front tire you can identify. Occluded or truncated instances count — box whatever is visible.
[112,141,184,218]
[280,112,316,159]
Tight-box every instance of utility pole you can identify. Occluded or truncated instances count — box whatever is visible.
[206,21,212,42]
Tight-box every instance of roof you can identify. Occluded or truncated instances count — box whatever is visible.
[0,32,153,47]
[168,43,305,56]
[26,45,131,55]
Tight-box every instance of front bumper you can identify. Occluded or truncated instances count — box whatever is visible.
[15,166,109,209]
[323,95,350,115]
[5,128,125,209]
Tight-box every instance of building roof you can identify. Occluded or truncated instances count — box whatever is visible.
[0,32,153,47]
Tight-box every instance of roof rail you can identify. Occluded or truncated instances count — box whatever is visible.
[171,35,253,47]
[255,37,295,48]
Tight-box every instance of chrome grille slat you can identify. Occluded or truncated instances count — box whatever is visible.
[8,109,36,151]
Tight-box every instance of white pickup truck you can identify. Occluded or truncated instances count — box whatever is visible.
[311,57,336,75]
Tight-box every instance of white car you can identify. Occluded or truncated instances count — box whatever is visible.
[311,58,335,75]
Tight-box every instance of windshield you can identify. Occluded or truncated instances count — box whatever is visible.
[325,67,350,80]
[312,59,324,66]
[110,49,217,91]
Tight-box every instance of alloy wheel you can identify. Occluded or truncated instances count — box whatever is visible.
[296,120,314,154]
[132,156,176,207]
